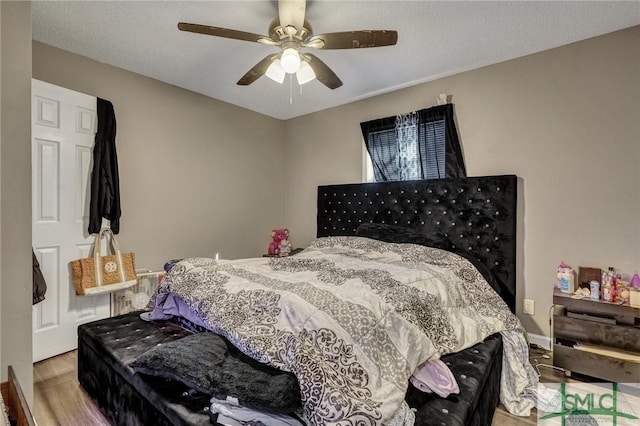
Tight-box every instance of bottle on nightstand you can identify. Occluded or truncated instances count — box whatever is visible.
[558,270,575,294]
[601,267,617,302]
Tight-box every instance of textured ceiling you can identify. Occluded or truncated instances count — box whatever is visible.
[32,1,640,120]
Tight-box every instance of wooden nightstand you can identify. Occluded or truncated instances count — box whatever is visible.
[552,289,640,382]
[262,248,304,257]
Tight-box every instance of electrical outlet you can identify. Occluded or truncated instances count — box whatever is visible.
[523,299,535,315]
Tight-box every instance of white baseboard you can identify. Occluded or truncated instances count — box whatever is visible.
[528,333,552,351]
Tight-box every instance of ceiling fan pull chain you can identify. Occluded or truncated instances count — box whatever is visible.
[289,74,293,105]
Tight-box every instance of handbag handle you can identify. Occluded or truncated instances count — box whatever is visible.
[92,227,120,258]
[92,227,126,287]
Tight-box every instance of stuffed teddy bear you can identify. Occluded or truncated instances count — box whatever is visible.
[268,228,289,256]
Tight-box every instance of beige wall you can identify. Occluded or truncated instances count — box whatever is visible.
[33,42,286,267]
[283,26,640,338]
[1,1,34,402]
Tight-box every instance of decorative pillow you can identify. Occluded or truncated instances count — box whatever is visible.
[130,332,302,413]
[356,222,452,249]
[356,223,500,295]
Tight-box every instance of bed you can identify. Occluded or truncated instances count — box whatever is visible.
[78,175,538,425]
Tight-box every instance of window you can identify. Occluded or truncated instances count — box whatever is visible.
[360,104,465,182]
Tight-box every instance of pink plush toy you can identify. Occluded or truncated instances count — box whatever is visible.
[268,228,289,256]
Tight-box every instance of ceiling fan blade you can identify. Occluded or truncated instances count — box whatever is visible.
[178,22,268,44]
[305,54,342,90]
[237,55,277,86]
[304,30,398,49]
[278,0,306,31]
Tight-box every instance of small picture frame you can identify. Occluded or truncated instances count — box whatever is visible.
[578,266,601,289]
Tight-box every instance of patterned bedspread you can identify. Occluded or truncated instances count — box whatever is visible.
[149,236,538,425]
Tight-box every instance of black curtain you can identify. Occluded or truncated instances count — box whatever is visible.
[88,98,121,234]
[360,115,398,181]
[360,104,466,181]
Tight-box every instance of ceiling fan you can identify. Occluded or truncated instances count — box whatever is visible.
[178,0,398,89]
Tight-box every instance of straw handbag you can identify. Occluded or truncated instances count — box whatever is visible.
[70,227,137,296]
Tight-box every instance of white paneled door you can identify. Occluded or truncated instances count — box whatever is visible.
[32,79,110,362]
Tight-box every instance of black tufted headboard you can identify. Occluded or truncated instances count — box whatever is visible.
[316,175,517,313]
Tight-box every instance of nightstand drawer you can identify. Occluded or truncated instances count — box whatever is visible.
[553,344,640,383]
[554,315,640,352]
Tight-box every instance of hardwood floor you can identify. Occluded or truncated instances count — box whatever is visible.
[33,350,109,426]
[33,348,574,426]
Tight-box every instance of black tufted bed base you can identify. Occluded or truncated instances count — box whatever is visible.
[78,311,503,426]
[78,312,212,425]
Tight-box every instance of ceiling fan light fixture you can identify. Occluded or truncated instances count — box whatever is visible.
[296,61,316,85]
[179,0,397,91]
[280,48,301,73]
[265,59,286,83]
